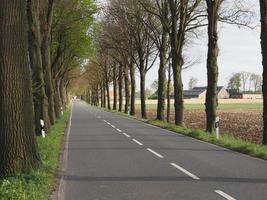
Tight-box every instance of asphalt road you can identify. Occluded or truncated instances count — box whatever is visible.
[59,101,267,200]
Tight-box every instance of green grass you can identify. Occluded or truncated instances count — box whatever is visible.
[135,103,263,110]
[100,106,267,160]
[0,108,71,200]
[148,120,267,160]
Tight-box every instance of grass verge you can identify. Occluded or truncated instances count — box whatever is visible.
[0,108,71,200]
[101,106,267,160]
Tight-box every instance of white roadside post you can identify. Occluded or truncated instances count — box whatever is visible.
[215,116,220,139]
[128,106,130,115]
[61,107,64,116]
[40,119,46,138]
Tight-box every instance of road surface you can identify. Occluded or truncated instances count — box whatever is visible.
[58,101,267,200]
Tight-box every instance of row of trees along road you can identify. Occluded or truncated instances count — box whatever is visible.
[0,0,97,178]
[76,0,267,145]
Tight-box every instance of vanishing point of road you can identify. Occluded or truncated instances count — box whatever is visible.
[58,101,267,200]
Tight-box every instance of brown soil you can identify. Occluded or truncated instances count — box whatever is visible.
[136,109,263,144]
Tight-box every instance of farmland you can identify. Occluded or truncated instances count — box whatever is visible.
[135,99,263,144]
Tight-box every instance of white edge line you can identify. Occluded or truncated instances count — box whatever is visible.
[147,148,164,158]
[58,104,73,200]
[132,139,143,146]
[123,132,131,138]
[215,190,236,200]
[170,163,200,180]
[111,125,116,128]
[116,128,122,132]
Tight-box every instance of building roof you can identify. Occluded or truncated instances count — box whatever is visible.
[184,86,225,97]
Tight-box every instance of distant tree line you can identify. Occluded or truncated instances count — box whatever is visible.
[0,0,97,178]
[228,72,262,92]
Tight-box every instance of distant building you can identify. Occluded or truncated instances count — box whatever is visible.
[227,89,263,99]
[184,86,229,99]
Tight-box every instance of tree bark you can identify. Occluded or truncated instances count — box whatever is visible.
[118,64,123,112]
[156,30,168,120]
[113,64,117,110]
[40,0,56,124]
[169,0,186,126]
[140,69,147,118]
[0,0,41,177]
[260,0,267,144]
[105,66,111,110]
[124,65,130,113]
[167,61,172,123]
[130,62,136,116]
[54,78,61,118]
[103,81,106,108]
[27,0,50,134]
[205,0,221,133]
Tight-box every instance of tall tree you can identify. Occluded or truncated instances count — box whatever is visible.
[0,0,41,177]
[40,0,56,124]
[205,0,222,133]
[27,0,51,134]
[259,0,267,144]
[139,0,169,120]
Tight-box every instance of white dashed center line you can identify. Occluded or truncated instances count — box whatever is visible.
[116,128,122,132]
[170,163,200,180]
[215,190,236,200]
[147,148,164,158]
[111,125,116,128]
[123,132,131,138]
[132,139,143,146]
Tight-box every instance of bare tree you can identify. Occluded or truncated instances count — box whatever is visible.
[260,0,267,145]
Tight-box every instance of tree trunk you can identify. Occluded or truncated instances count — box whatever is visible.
[103,82,106,108]
[118,64,123,112]
[260,0,267,144]
[0,0,41,177]
[205,0,221,133]
[113,64,117,110]
[130,62,136,116]
[140,69,147,119]
[169,0,186,126]
[100,83,104,108]
[27,0,50,134]
[105,70,111,110]
[167,62,172,123]
[54,78,61,118]
[124,65,130,113]
[156,31,168,120]
[40,0,56,124]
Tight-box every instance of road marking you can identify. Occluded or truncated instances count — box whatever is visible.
[215,190,236,200]
[116,128,122,132]
[123,132,131,138]
[111,125,116,128]
[147,148,164,158]
[103,120,107,123]
[132,139,143,146]
[170,163,200,180]
[58,103,73,200]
